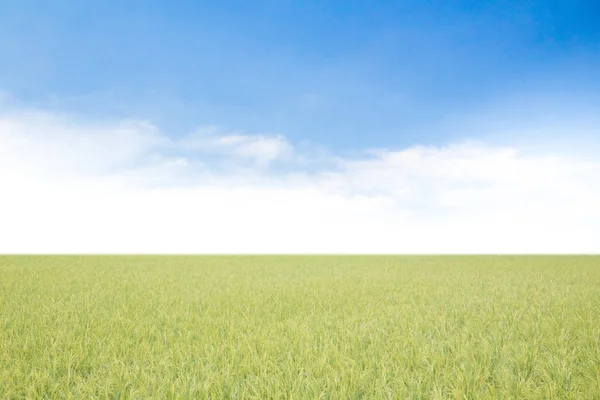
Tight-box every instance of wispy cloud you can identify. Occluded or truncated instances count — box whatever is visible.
[179,127,293,168]
[1,107,599,254]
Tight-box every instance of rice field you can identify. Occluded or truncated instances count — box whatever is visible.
[1,255,599,399]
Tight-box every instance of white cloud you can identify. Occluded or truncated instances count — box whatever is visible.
[178,128,292,167]
[1,108,599,254]
[0,111,165,178]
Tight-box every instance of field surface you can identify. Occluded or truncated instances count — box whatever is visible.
[1,256,599,399]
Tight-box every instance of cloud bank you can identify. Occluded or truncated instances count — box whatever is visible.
[1,108,599,254]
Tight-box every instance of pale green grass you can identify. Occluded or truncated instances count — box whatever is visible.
[1,256,599,399]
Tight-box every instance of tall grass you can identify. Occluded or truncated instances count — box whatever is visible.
[1,256,599,399]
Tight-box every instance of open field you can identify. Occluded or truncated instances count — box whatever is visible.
[1,256,599,399]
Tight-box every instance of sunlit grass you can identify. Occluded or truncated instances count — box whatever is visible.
[1,256,599,399]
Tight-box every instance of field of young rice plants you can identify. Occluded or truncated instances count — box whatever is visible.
[1,256,599,399]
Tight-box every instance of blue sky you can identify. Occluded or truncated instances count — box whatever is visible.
[1,1,600,253]
[2,0,599,149]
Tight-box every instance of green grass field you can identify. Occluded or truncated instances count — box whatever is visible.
[1,256,599,399]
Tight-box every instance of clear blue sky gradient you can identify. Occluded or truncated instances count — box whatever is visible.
[1,0,599,149]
